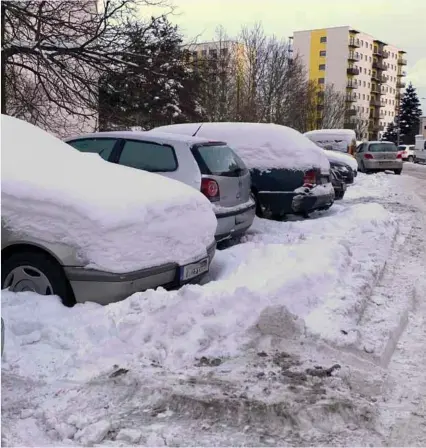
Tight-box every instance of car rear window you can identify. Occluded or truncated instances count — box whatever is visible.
[67,138,116,160]
[369,143,398,152]
[192,144,248,177]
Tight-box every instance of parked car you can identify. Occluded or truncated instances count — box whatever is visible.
[149,123,335,218]
[329,164,347,200]
[355,141,403,174]
[414,135,426,164]
[65,131,256,242]
[397,144,415,162]
[322,149,358,178]
[2,115,217,306]
[304,129,358,156]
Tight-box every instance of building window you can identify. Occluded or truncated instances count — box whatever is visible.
[320,36,327,43]
[368,82,370,88]
[370,44,372,50]
[369,69,371,75]
[319,64,326,70]
[318,77,325,84]
[367,95,370,100]
[364,68,367,74]
[320,50,326,57]
[362,107,364,112]
[363,81,366,87]
[363,94,365,100]
[365,55,368,60]
[361,39,364,45]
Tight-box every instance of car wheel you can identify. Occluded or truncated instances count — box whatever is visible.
[394,169,402,175]
[408,156,414,163]
[251,191,264,218]
[2,251,76,307]
[413,156,418,164]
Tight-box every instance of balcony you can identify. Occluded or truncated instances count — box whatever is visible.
[382,50,389,59]
[346,94,357,102]
[345,108,357,117]
[347,67,360,76]
[395,92,402,101]
[373,48,385,57]
[371,85,380,94]
[348,52,360,62]
[369,111,380,119]
[396,81,406,89]
[381,74,388,83]
[368,121,379,132]
[370,98,382,107]
[397,70,407,77]
[349,37,360,48]
[398,57,407,65]
[372,61,387,71]
[346,81,358,89]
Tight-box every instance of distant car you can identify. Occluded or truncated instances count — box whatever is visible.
[414,136,426,164]
[2,115,217,306]
[355,141,403,175]
[304,129,358,156]
[65,132,255,242]
[150,123,334,219]
[322,149,358,178]
[398,145,415,162]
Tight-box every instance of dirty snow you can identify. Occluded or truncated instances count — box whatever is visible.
[1,115,217,273]
[150,122,331,172]
[2,171,426,447]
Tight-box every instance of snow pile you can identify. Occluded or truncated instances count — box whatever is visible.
[1,174,402,382]
[150,122,330,173]
[1,115,217,272]
[323,149,359,171]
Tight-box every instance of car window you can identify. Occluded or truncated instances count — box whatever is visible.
[397,145,406,151]
[191,144,248,177]
[368,143,398,152]
[357,144,365,153]
[118,140,177,172]
[67,138,116,160]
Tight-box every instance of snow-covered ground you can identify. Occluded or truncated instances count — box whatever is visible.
[2,169,426,447]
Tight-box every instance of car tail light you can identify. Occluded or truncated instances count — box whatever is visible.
[201,178,220,202]
[364,154,374,159]
[396,152,402,159]
[303,169,317,187]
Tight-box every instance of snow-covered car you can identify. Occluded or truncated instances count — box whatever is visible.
[65,132,255,242]
[1,115,217,306]
[322,149,358,177]
[397,144,415,162]
[304,129,358,156]
[150,123,334,219]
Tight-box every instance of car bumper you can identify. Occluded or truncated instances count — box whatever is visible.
[64,241,216,305]
[364,160,403,170]
[258,183,335,215]
[214,201,256,242]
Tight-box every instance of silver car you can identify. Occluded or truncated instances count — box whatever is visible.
[65,131,256,242]
[1,224,216,306]
[355,141,403,175]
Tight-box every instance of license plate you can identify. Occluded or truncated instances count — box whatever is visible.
[180,258,209,281]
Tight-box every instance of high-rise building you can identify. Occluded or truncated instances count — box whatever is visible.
[293,26,407,140]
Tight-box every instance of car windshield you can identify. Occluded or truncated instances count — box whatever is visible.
[192,144,247,177]
[369,143,398,152]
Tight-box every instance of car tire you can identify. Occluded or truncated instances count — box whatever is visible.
[394,169,402,175]
[413,156,418,164]
[251,191,264,218]
[408,156,414,163]
[1,251,76,307]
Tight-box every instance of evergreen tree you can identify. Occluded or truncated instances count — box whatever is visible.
[99,16,204,130]
[398,82,422,144]
[382,121,398,143]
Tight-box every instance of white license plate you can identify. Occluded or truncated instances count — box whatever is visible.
[180,258,209,281]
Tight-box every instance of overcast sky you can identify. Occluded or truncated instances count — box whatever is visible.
[143,0,426,114]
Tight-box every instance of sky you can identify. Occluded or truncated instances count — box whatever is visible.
[142,0,426,115]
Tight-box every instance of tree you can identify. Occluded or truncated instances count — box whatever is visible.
[316,84,346,129]
[99,16,204,130]
[398,82,422,144]
[382,121,398,143]
[1,0,173,136]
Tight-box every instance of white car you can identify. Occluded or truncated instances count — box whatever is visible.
[2,115,217,306]
[398,144,415,162]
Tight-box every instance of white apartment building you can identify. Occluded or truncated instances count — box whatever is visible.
[293,26,407,140]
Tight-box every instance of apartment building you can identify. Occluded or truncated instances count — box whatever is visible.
[293,26,407,140]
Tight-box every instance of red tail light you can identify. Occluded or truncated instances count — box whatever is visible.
[303,169,317,187]
[396,152,402,159]
[201,178,220,202]
[364,154,374,159]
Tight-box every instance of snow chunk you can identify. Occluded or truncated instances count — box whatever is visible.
[150,123,330,172]
[1,116,217,273]
[74,420,111,445]
[116,428,142,443]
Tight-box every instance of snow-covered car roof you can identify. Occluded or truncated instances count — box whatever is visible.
[66,130,219,146]
[152,123,330,172]
[2,115,217,273]
[304,129,357,137]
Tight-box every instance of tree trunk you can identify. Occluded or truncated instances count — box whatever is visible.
[1,2,6,115]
